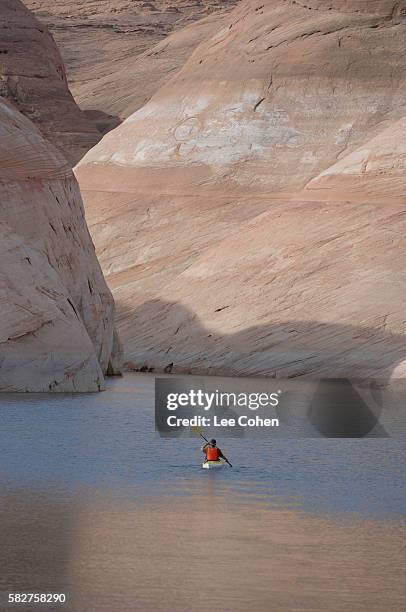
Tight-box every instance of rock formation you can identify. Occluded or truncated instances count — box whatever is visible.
[1,0,101,164]
[76,0,406,382]
[0,97,120,391]
[71,11,237,123]
[24,0,238,120]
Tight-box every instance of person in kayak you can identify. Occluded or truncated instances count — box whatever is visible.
[202,439,225,463]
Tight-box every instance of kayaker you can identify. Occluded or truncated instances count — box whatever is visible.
[202,439,225,463]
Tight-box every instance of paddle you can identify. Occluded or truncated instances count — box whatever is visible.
[191,426,233,467]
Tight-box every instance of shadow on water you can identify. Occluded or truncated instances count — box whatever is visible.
[0,489,76,608]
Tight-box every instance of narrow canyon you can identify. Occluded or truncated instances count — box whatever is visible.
[76,0,406,382]
[1,0,406,389]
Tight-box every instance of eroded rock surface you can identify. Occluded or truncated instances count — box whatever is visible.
[1,0,101,164]
[0,98,119,391]
[77,0,406,382]
[24,0,238,120]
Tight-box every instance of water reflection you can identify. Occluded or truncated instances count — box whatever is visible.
[0,489,405,611]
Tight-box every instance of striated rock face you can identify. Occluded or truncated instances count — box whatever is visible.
[0,0,101,164]
[0,98,120,391]
[77,0,406,193]
[73,12,237,123]
[306,116,406,196]
[77,0,406,382]
[24,0,238,121]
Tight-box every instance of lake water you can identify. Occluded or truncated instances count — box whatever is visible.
[0,373,405,611]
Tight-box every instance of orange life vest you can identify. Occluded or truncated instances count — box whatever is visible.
[206,446,220,461]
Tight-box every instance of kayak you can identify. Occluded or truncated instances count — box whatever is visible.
[202,459,226,470]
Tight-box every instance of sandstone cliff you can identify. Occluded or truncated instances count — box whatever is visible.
[25,0,238,121]
[1,0,101,164]
[77,0,406,382]
[0,97,120,391]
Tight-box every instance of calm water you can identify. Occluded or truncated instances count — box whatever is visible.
[0,374,405,611]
